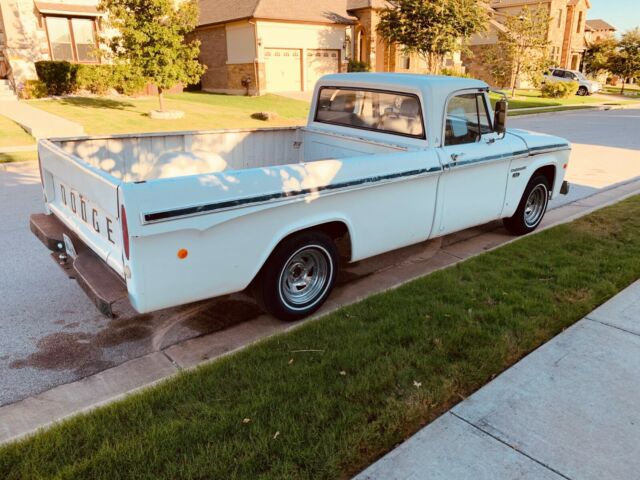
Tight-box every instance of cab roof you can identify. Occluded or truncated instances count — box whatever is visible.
[317,72,488,98]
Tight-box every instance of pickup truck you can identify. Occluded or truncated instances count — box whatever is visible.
[31,73,570,321]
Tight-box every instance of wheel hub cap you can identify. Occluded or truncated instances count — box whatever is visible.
[280,248,329,307]
[524,184,548,227]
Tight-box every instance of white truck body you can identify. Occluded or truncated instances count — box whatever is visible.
[33,73,570,318]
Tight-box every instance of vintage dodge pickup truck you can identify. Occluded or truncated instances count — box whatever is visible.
[31,73,570,320]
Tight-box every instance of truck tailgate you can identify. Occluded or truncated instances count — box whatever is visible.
[38,140,125,277]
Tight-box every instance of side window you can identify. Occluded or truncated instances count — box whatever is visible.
[444,93,492,146]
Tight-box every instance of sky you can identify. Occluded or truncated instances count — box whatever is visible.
[588,0,640,34]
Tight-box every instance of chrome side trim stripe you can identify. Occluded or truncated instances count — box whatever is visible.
[142,166,442,224]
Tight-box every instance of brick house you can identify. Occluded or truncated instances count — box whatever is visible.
[0,0,103,89]
[584,19,616,44]
[194,0,462,95]
[464,0,591,87]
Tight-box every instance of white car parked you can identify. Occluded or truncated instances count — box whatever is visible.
[31,73,570,320]
[543,68,601,96]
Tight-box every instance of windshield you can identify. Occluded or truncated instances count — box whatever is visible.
[573,71,587,81]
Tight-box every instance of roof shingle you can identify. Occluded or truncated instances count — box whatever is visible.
[585,19,617,32]
[199,0,357,27]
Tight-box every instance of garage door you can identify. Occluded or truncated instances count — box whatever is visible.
[264,48,302,92]
[306,49,340,91]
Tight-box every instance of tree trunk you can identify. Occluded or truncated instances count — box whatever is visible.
[621,78,626,95]
[511,61,520,98]
[158,88,165,112]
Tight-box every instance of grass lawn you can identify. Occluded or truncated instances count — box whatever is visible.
[601,85,640,98]
[490,89,605,109]
[510,105,599,117]
[0,116,34,148]
[2,195,640,479]
[27,92,310,135]
[0,151,37,163]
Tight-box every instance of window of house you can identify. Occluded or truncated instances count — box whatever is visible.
[557,9,563,28]
[444,93,492,146]
[576,12,583,34]
[401,53,410,69]
[45,16,98,63]
[315,87,425,139]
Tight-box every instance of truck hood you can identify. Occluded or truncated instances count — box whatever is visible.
[506,128,571,154]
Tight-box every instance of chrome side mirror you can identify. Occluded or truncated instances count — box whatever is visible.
[494,99,508,135]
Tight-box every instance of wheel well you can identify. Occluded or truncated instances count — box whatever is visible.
[534,165,556,191]
[293,221,352,261]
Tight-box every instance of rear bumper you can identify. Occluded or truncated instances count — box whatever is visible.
[30,213,129,317]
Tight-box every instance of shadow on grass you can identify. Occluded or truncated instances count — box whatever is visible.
[55,97,136,110]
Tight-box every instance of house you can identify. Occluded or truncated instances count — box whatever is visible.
[0,0,102,88]
[193,0,462,95]
[585,19,616,44]
[464,0,591,86]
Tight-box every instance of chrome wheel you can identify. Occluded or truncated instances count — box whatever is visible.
[524,184,548,228]
[279,245,331,310]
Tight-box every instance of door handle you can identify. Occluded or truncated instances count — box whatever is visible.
[450,153,464,165]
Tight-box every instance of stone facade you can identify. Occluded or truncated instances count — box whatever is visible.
[465,0,591,87]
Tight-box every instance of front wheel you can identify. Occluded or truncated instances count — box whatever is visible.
[503,174,550,235]
[251,231,338,321]
[577,86,589,96]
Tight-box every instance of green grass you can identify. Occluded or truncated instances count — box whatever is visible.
[601,85,640,97]
[27,92,310,135]
[510,105,599,117]
[0,115,35,148]
[491,89,605,109]
[0,151,37,163]
[2,196,640,479]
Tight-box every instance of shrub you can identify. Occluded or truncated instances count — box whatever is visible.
[110,64,147,96]
[541,80,579,98]
[347,60,370,72]
[34,61,78,95]
[440,67,472,78]
[18,79,48,99]
[76,64,114,95]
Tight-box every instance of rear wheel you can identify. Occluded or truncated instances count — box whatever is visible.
[503,174,550,235]
[252,231,338,321]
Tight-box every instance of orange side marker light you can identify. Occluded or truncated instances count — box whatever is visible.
[177,248,188,260]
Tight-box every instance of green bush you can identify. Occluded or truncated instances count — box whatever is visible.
[76,64,114,95]
[347,59,370,72]
[541,80,579,98]
[18,79,48,99]
[34,61,148,96]
[110,64,147,96]
[35,61,78,95]
[440,67,472,78]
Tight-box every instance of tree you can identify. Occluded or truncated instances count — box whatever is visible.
[608,28,640,94]
[487,6,552,97]
[99,0,205,111]
[583,37,617,77]
[377,0,488,73]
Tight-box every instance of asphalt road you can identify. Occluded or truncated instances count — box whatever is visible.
[1,108,639,407]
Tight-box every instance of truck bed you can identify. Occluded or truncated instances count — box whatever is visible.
[53,127,404,182]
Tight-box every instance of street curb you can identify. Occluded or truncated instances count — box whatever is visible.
[510,102,640,118]
[1,177,639,447]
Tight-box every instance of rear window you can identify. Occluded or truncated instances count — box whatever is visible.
[314,87,425,139]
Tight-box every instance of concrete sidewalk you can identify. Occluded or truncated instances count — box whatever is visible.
[1,100,84,139]
[355,280,640,480]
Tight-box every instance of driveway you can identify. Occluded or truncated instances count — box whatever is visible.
[1,108,639,407]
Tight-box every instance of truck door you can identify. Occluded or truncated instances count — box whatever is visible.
[433,91,524,237]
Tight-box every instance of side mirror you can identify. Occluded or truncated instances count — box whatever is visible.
[494,99,508,135]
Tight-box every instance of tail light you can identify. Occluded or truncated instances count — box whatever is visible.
[121,205,130,260]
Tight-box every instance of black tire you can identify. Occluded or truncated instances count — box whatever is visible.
[577,86,589,96]
[251,231,339,321]
[503,174,550,236]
